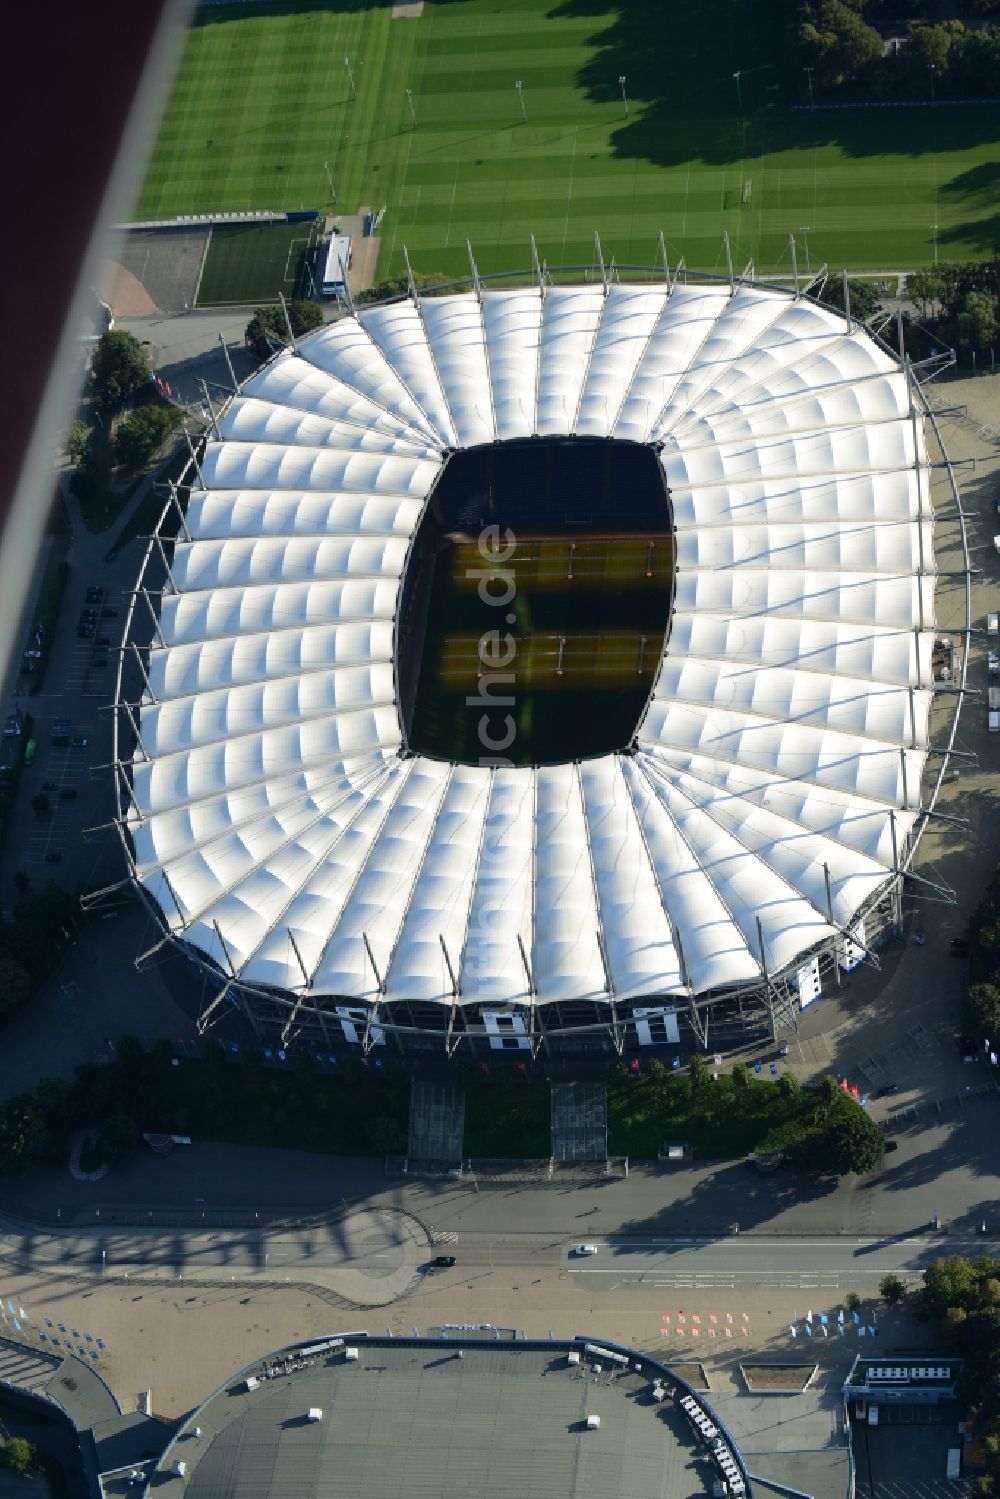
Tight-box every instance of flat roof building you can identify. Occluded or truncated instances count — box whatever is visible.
[149,1334,749,1499]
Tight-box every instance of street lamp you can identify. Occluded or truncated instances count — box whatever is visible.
[344,56,357,101]
[323,160,336,206]
[932,223,939,266]
[515,79,527,123]
[733,70,743,110]
[803,66,815,110]
[618,74,629,119]
[405,87,417,129]
[928,63,936,106]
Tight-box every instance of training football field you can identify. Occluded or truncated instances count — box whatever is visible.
[137,0,1000,278]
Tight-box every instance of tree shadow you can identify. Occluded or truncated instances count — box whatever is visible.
[548,0,1000,188]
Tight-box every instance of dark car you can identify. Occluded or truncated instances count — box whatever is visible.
[100,608,119,619]
[70,736,88,749]
[429,1255,456,1269]
[884,1140,898,1153]
[875,1083,898,1098]
[59,788,78,800]
[96,637,111,649]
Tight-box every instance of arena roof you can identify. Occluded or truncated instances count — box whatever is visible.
[151,1336,726,1499]
[127,281,935,1012]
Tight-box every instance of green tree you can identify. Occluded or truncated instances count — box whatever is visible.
[66,418,88,465]
[114,401,181,468]
[966,984,1000,1049]
[822,273,884,323]
[793,1103,885,1175]
[962,289,999,350]
[799,0,884,89]
[687,1053,710,1100]
[0,1095,52,1175]
[2,1437,36,1476]
[907,269,945,317]
[730,1061,753,1091]
[879,1272,907,1305]
[99,1111,142,1166]
[0,955,31,1027]
[777,1072,802,1100]
[917,1255,988,1322]
[91,329,150,408]
[245,299,323,355]
[845,1291,862,1312]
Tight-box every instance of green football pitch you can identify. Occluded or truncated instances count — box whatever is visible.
[196,219,321,304]
[136,0,1000,278]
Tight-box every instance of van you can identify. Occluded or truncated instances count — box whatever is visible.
[990,687,1000,711]
[989,613,999,638]
[990,711,1000,734]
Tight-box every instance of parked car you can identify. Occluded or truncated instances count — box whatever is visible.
[76,627,93,640]
[70,736,88,748]
[23,649,41,659]
[572,1244,598,1257]
[875,1083,898,1098]
[96,637,111,649]
[990,650,1000,675]
[100,607,118,619]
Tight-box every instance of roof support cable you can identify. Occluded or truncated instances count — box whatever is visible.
[168,480,192,542]
[755,914,778,1043]
[658,229,670,287]
[138,588,166,649]
[183,428,205,488]
[594,231,608,297]
[789,234,799,300]
[218,333,238,392]
[200,377,221,440]
[196,980,234,1037]
[531,235,546,302]
[723,232,735,296]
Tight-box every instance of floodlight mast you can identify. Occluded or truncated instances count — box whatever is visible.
[405,88,417,129]
[344,56,357,100]
[618,74,629,118]
[515,79,527,123]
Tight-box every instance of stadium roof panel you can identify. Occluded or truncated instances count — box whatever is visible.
[129,281,935,1014]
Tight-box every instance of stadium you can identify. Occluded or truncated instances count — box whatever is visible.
[109,258,966,1058]
[148,1332,752,1499]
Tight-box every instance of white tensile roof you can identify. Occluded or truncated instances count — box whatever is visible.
[130,283,934,1008]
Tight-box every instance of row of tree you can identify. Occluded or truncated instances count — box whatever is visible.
[0,883,90,1032]
[793,2,1000,103]
[917,1255,1000,1481]
[906,261,1000,358]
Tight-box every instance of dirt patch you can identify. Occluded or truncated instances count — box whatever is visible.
[668,1362,709,1390]
[741,1362,817,1393]
[101,260,157,318]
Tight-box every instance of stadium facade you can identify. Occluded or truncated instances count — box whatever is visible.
[107,261,967,1057]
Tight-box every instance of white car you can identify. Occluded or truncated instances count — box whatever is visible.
[573,1244,598,1257]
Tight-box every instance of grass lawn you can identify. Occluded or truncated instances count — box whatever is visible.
[135,0,1000,276]
[608,1066,820,1160]
[197,219,320,304]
